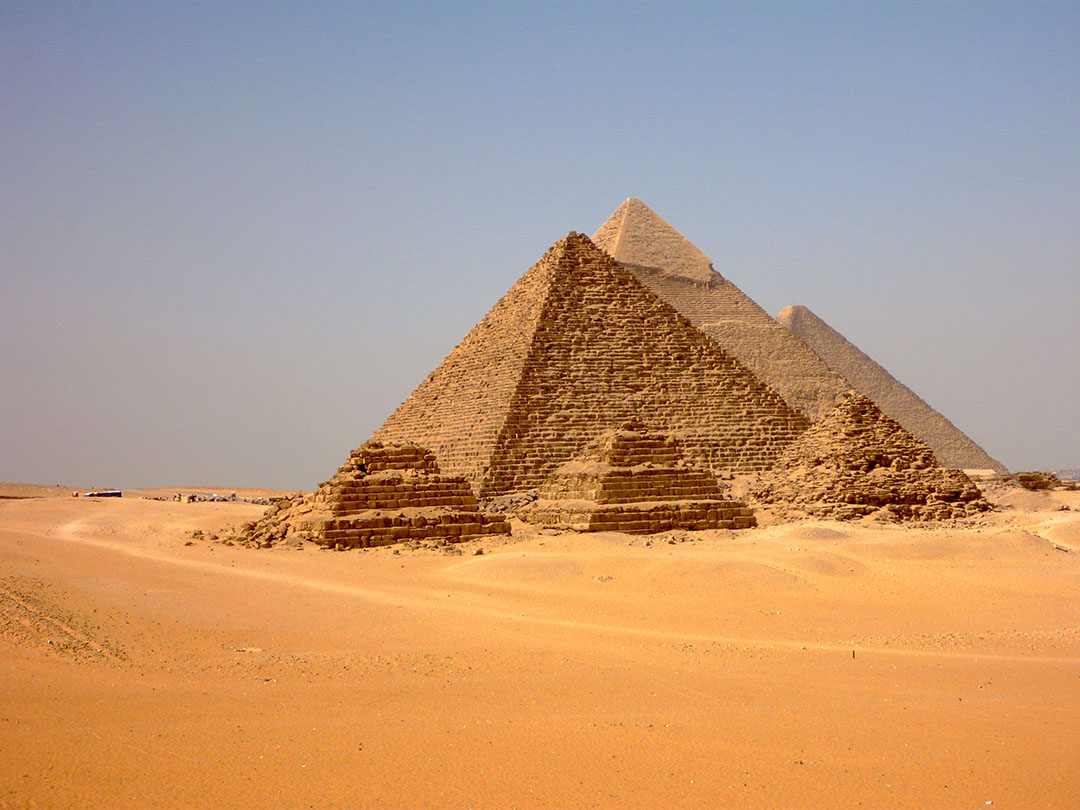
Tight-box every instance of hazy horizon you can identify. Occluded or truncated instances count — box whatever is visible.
[2,2,1077,490]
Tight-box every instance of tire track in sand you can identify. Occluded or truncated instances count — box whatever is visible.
[44,513,1080,667]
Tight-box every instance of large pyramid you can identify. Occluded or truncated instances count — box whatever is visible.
[374,233,810,499]
[593,198,852,420]
[777,305,1006,473]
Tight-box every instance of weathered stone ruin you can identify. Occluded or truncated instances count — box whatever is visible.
[240,441,509,548]
[776,304,1006,473]
[375,231,810,499]
[751,393,992,521]
[518,421,756,533]
[1005,471,1076,491]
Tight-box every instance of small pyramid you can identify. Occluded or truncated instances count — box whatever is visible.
[751,393,992,521]
[593,199,851,420]
[518,421,756,533]
[777,305,1006,473]
[375,232,810,499]
[240,441,509,548]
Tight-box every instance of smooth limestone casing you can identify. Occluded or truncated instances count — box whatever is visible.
[593,198,851,421]
[592,199,1004,474]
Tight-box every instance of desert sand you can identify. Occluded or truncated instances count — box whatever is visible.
[2,484,1078,809]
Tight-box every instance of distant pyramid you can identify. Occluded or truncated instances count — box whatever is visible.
[777,305,1006,473]
[375,233,810,498]
[593,199,851,420]
[752,393,992,521]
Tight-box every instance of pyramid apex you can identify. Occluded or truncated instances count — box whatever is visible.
[776,304,813,323]
[545,231,606,262]
[592,198,717,283]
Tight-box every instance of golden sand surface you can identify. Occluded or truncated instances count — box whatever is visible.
[1,485,1078,808]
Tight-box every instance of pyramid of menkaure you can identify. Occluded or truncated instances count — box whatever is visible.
[374,232,810,498]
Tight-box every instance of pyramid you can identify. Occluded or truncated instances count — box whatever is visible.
[240,441,509,548]
[751,393,992,521]
[777,305,1006,473]
[374,233,810,499]
[518,421,756,533]
[593,199,852,420]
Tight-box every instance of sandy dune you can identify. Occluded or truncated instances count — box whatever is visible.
[2,488,1078,808]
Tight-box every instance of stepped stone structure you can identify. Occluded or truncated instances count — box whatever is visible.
[1005,471,1072,491]
[592,198,852,420]
[777,304,1006,473]
[375,232,810,499]
[240,441,509,548]
[751,393,992,521]
[518,421,756,533]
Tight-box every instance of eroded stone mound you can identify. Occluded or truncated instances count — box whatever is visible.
[751,393,992,521]
[518,421,755,533]
[240,441,509,548]
[1005,471,1075,491]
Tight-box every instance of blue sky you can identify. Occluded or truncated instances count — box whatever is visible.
[2,1,1077,488]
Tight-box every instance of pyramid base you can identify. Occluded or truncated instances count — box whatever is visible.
[299,508,510,549]
[518,499,755,534]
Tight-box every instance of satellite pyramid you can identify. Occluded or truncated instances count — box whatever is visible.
[518,420,756,533]
[777,305,1006,473]
[374,232,810,499]
[593,198,852,420]
[752,393,992,521]
[240,441,509,548]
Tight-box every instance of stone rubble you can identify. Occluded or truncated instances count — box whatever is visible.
[751,393,992,521]
[1005,471,1076,491]
[592,198,1005,472]
[777,303,1006,472]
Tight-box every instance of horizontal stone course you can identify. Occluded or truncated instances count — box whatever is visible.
[241,441,509,549]
[518,422,756,534]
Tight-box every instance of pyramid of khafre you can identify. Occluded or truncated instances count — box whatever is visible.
[777,305,1006,473]
[374,232,810,499]
[593,198,851,420]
